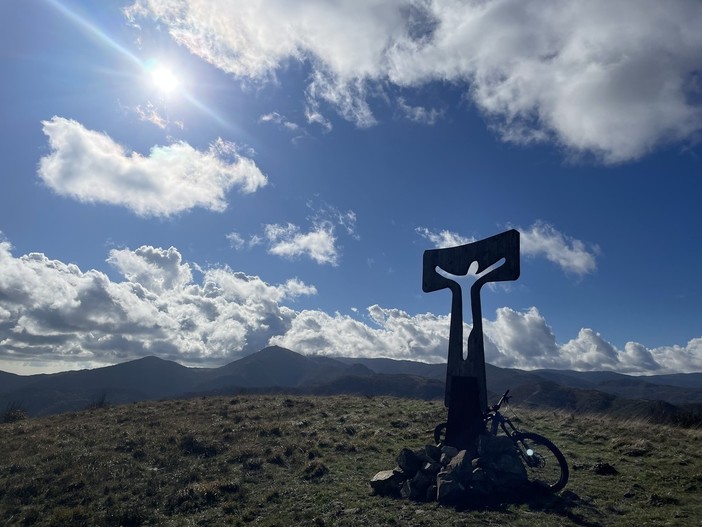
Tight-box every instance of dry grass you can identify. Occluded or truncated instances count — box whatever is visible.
[1,395,700,526]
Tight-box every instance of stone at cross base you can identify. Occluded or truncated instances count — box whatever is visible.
[422,229,520,451]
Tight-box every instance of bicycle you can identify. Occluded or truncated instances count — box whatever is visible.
[434,389,569,492]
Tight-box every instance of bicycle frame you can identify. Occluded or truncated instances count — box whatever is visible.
[485,389,519,438]
[486,410,519,438]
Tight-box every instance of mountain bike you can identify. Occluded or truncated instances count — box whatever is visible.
[434,389,569,492]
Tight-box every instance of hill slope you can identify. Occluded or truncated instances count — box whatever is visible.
[1,394,701,526]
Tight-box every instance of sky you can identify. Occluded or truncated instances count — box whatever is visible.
[1,0,701,376]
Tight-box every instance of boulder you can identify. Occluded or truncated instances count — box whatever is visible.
[423,444,442,463]
[422,461,443,475]
[370,470,404,497]
[446,450,474,484]
[470,467,494,496]
[441,445,459,458]
[400,470,431,501]
[592,462,618,476]
[436,471,465,505]
[396,448,423,476]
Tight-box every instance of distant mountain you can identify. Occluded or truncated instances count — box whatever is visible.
[1,348,700,424]
[0,370,26,395]
[0,347,373,416]
[641,372,702,389]
[202,346,373,390]
[334,357,445,380]
[0,356,209,416]
[508,380,702,426]
[523,368,702,404]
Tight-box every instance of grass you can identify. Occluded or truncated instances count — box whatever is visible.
[0,395,700,526]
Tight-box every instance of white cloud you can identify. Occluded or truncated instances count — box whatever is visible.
[106,245,193,294]
[259,112,302,132]
[0,237,698,375]
[236,203,358,265]
[519,222,598,275]
[483,307,702,374]
[0,241,315,372]
[305,104,333,132]
[398,97,443,125]
[134,103,184,130]
[309,202,359,239]
[416,227,474,248]
[417,223,598,275]
[483,307,561,368]
[135,103,168,129]
[270,305,451,363]
[226,232,246,250]
[272,303,702,375]
[264,222,339,266]
[126,0,702,162]
[38,116,267,217]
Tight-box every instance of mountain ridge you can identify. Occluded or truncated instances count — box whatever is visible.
[2,347,701,424]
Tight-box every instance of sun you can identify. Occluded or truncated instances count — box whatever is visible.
[149,65,180,95]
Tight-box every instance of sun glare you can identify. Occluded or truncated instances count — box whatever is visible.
[151,65,180,95]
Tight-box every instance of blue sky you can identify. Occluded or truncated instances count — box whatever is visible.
[1,0,701,375]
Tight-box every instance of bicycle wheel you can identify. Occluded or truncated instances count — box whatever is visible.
[513,432,569,492]
[433,422,447,445]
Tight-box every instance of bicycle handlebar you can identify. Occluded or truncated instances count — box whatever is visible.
[490,389,511,412]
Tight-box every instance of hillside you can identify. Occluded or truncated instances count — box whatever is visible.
[1,394,700,526]
[2,348,701,426]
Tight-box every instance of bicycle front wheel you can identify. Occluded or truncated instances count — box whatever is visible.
[513,432,569,492]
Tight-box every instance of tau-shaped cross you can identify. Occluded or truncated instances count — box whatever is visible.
[423,229,520,449]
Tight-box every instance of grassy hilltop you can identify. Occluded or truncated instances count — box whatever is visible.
[1,395,701,526]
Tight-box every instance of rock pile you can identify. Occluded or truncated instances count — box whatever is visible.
[370,433,528,505]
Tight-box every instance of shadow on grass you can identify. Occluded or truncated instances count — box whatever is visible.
[453,487,604,527]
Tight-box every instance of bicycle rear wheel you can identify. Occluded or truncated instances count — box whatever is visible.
[513,432,569,492]
[433,422,447,445]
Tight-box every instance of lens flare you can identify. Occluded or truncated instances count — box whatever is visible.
[46,0,231,128]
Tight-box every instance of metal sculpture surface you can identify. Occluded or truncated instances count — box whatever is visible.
[423,229,520,449]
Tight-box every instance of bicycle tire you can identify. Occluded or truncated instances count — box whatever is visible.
[433,422,447,445]
[513,432,569,492]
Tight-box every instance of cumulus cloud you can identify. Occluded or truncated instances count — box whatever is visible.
[272,303,702,374]
[264,222,339,266]
[231,203,358,265]
[271,306,451,363]
[0,238,698,375]
[483,307,702,374]
[0,241,314,372]
[417,223,598,275]
[38,116,267,217]
[125,0,702,162]
[519,222,599,275]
